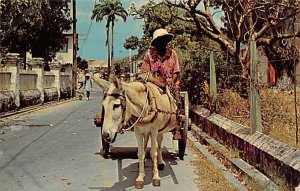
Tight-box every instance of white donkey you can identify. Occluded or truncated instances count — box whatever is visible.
[92,74,178,189]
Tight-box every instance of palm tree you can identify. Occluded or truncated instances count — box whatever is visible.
[91,0,128,78]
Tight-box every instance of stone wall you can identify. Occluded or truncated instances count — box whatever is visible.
[44,88,58,102]
[190,106,300,188]
[0,54,72,114]
[0,91,15,112]
[19,89,41,108]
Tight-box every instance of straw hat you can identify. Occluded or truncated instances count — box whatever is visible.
[151,28,173,46]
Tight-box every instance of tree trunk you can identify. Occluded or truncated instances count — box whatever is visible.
[106,24,111,79]
[111,21,114,75]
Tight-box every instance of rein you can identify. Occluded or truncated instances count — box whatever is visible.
[107,82,150,134]
[122,84,149,132]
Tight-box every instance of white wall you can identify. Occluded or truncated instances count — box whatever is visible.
[55,35,74,65]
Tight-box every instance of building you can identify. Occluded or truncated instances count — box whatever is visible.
[54,1,76,67]
[54,0,77,96]
[87,60,108,71]
[256,19,300,86]
[55,32,76,65]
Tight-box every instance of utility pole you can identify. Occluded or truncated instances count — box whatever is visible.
[72,0,77,97]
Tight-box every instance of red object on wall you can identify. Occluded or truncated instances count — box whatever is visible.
[268,62,276,85]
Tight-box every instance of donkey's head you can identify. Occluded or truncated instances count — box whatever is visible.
[93,74,127,143]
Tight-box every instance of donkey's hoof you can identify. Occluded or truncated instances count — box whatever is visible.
[152,179,161,187]
[135,180,144,189]
[158,164,165,171]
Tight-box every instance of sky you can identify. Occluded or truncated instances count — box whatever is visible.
[76,0,144,61]
[75,0,223,61]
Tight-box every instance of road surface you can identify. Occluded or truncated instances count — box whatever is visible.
[0,87,199,191]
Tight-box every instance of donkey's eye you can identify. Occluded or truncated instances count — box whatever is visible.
[113,104,121,110]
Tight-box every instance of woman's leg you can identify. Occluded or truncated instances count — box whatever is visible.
[86,91,90,100]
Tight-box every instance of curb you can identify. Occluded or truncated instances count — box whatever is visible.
[0,98,76,119]
[187,131,248,191]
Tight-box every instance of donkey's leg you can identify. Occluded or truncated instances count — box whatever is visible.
[150,130,161,186]
[144,133,149,155]
[157,134,165,171]
[135,132,145,189]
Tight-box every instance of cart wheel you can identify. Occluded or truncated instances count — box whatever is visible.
[178,91,189,160]
[178,127,187,160]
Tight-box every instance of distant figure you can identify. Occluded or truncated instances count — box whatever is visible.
[120,74,126,81]
[84,73,93,100]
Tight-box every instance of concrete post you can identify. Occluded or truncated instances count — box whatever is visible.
[31,58,45,104]
[3,53,21,109]
[210,51,217,113]
[51,62,61,101]
[250,40,263,133]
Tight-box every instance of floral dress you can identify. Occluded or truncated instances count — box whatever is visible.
[140,47,180,89]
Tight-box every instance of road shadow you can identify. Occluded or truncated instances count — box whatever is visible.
[89,146,180,190]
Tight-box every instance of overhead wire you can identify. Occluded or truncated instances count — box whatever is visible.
[79,0,97,57]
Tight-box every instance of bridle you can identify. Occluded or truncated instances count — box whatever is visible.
[106,83,149,134]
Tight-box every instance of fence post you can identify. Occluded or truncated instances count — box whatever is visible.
[210,51,217,113]
[51,62,61,101]
[3,53,21,109]
[31,58,44,104]
[250,40,263,133]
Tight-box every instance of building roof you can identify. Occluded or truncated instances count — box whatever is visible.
[88,60,108,68]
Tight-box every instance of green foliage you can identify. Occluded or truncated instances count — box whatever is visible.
[0,0,72,61]
[130,1,228,104]
[91,0,128,77]
[166,0,300,83]
[91,0,127,24]
[114,57,130,76]
[77,56,88,70]
[124,36,139,50]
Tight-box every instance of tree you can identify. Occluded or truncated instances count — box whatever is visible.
[0,0,72,61]
[124,35,139,72]
[114,57,131,75]
[77,56,88,70]
[129,2,225,104]
[131,0,300,84]
[163,0,300,81]
[124,36,139,50]
[91,0,128,78]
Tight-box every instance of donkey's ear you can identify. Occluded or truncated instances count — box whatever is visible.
[92,73,111,92]
[110,74,122,89]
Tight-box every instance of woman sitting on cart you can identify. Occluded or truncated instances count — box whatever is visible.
[140,28,181,140]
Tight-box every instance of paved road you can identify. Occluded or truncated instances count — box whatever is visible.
[0,87,199,191]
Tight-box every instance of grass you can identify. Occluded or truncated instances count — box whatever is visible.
[218,88,300,149]
[188,141,240,191]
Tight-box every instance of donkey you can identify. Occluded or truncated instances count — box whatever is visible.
[92,74,178,189]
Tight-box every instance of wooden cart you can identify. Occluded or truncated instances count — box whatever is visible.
[94,91,190,160]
